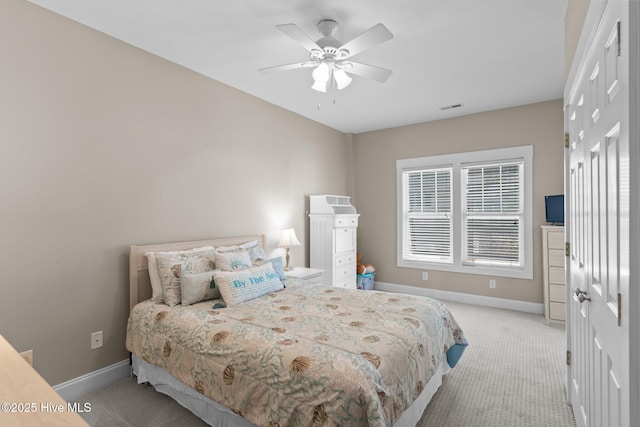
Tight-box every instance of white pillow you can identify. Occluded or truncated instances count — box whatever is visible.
[242,241,268,263]
[155,249,216,306]
[215,244,241,253]
[254,257,287,281]
[215,249,252,272]
[217,240,266,263]
[214,263,284,306]
[145,246,214,302]
[181,270,221,306]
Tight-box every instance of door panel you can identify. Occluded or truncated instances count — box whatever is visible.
[565,1,630,426]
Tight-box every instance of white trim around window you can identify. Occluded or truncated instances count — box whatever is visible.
[396,145,533,279]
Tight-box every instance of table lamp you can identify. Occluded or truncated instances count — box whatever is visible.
[278,228,302,271]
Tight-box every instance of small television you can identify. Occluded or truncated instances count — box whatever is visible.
[545,195,564,225]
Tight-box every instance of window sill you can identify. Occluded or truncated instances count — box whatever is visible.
[398,259,533,280]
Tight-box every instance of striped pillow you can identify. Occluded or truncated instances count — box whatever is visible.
[214,263,283,306]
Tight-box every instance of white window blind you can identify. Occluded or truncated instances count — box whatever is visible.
[401,167,452,263]
[397,145,533,280]
[462,161,524,267]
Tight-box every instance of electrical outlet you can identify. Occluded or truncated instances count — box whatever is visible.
[91,331,103,350]
[489,279,496,289]
[422,271,429,280]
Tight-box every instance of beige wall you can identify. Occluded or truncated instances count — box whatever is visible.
[352,100,564,304]
[0,0,571,386]
[565,0,591,76]
[0,0,348,385]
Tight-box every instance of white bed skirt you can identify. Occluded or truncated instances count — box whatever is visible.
[132,355,449,427]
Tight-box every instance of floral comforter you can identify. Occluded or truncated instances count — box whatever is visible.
[126,280,466,427]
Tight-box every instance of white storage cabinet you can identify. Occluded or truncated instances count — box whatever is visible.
[541,225,566,324]
[309,195,359,288]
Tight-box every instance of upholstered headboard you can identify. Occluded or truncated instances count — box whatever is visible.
[129,235,266,311]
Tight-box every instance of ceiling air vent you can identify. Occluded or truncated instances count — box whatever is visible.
[440,103,464,111]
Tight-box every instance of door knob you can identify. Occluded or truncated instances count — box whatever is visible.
[574,288,591,303]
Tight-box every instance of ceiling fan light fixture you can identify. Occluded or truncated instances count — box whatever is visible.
[311,79,327,92]
[312,62,330,81]
[311,62,330,92]
[334,68,352,90]
[262,20,393,93]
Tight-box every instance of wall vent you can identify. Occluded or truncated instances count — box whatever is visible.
[440,103,464,111]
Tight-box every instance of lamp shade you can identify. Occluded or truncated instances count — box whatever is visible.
[278,228,302,248]
[311,62,330,93]
[334,69,352,90]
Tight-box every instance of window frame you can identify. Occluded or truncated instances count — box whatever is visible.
[401,166,454,264]
[396,145,533,279]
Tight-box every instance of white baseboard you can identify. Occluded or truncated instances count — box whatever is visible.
[374,281,544,315]
[54,359,131,401]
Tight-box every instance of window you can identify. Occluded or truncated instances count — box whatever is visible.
[397,146,533,279]
[402,167,452,263]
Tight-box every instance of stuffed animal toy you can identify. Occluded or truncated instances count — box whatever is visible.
[356,253,376,274]
[356,253,366,274]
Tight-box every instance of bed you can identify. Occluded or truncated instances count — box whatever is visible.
[126,235,467,427]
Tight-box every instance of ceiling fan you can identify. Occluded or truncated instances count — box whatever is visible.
[259,19,393,93]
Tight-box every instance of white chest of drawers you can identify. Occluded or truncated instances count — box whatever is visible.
[541,225,566,324]
[309,195,359,289]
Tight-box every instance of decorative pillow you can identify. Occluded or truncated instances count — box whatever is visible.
[215,249,252,272]
[239,240,268,263]
[214,263,284,306]
[181,270,221,306]
[155,250,216,306]
[255,257,286,281]
[145,252,163,301]
[145,246,214,302]
[217,240,267,263]
[215,244,241,253]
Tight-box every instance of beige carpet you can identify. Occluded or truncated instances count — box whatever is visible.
[77,301,576,427]
[418,301,576,427]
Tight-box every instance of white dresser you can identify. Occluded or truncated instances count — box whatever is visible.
[309,195,359,288]
[541,225,566,324]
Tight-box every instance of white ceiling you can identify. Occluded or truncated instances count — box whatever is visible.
[27,0,568,134]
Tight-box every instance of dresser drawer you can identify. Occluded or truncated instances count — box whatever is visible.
[549,284,566,303]
[548,249,565,267]
[334,265,356,286]
[344,252,356,265]
[547,231,565,249]
[333,275,356,289]
[549,302,566,321]
[549,267,565,285]
[335,217,358,228]
[334,251,355,267]
[333,279,356,289]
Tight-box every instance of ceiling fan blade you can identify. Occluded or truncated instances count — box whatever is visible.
[346,62,393,83]
[276,23,322,52]
[259,61,317,73]
[338,23,393,58]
